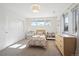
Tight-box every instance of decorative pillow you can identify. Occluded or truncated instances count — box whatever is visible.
[27,31,35,36]
[36,31,43,35]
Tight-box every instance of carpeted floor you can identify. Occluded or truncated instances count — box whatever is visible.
[0,39,61,56]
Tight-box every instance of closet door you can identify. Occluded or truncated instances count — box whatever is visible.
[5,18,24,47]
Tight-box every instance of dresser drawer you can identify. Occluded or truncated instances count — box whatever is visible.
[59,45,64,55]
[56,34,76,56]
[56,42,64,55]
[56,35,64,55]
[56,36,61,42]
[59,39,63,45]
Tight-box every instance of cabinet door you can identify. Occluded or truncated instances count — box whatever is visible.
[64,38,76,56]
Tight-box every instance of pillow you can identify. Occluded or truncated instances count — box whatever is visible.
[36,31,43,35]
[27,31,35,36]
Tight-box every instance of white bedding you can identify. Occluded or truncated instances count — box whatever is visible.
[27,35,47,48]
[32,35,46,39]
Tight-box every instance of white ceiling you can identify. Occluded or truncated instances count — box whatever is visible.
[3,3,72,18]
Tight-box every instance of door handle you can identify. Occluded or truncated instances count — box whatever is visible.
[5,32,8,33]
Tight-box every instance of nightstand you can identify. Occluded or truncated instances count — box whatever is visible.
[46,32,55,40]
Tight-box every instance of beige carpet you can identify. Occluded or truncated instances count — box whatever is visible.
[0,39,61,56]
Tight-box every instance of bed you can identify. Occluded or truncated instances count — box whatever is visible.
[27,29,47,48]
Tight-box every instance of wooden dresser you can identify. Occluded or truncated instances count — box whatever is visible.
[55,34,76,56]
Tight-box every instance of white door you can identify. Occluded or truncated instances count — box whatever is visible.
[5,17,24,47]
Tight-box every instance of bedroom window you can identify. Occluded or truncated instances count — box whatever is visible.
[31,22,37,26]
[63,14,69,32]
[31,21,50,26]
[72,7,78,33]
[37,22,45,26]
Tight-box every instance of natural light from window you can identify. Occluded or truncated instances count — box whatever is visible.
[19,45,26,49]
[9,44,22,48]
[9,44,27,49]
[31,21,50,26]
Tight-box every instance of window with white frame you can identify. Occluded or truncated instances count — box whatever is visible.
[31,20,50,26]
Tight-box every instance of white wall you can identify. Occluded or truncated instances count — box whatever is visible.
[0,4,6,50]
[0,4,25,50]
[24,17,58,33]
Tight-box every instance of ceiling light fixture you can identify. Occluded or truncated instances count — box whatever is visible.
[32,4,40,13]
